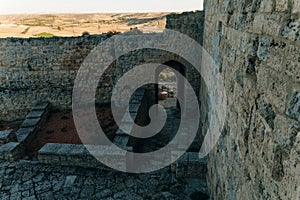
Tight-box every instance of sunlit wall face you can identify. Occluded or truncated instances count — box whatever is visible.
[0,0,203,14]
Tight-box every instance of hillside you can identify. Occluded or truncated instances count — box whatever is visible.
[0,12,170,38]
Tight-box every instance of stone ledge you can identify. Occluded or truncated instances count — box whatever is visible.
[16,102,51,148]
[21,118,41,128]
[15,127,36,144]
[129,103,141,113]
[113,135,130,148]
[119,122,134,134]
[134,88,145,97]
[26,110,45,119]
[32,102,51,111]
[130,96,143,103]
[39,143,87,156]
[116,128,128,136]
[121,113,134,124]
[130,112,138,120]
[173,152,207,178]
[38,143,127,170]
[0,142,24,161]
[0,130,17,145]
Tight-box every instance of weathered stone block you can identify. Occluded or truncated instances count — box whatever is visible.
[282,19,300,41]
[253,14,285,36]
[26,110,44,119]
[116,128,128,136]
[32,102,50,111]
[15,127,36,144]
[257,67,289,114]
[175,152,207,178]
[134,88,145,96]
[129,103,141,113]
[113,135,130,148]
[0,130,16,145]
[258,98,276,129]
[292,0,300,14]
[130,112,138,121]
[286,90,300,122]
[253,15,265,34]
[119,122,134,134]
[130,95,143,102]
[57,144,73,155]
[21,118,41,128]
[257,38,270,61]
[63,176,77,188]
[69,144,88,155]
[297,185,300,200]
[38,143,117,170]
[38,143,63,155]
[0,142,24,161]
[260,0,275,12]
[275,0,289,11]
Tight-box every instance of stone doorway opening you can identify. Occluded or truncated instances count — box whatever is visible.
[134,61,187,153]
[157,67,178,108]
[155,60,186,110]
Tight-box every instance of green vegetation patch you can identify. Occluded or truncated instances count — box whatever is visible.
[35,32,55,38]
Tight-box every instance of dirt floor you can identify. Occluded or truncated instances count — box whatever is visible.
[0,121,21,132]
[28,106,118,158]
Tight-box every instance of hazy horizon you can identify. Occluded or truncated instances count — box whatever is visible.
[0,0,203,14]
[0,11,191,15]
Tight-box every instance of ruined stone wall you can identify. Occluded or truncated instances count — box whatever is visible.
[0,11,204,121]
[0,40,200,122]
[166,11,205,45]
[0,35,108,121]
[203,0,300,199]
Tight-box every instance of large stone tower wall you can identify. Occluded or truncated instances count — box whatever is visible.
[203,0,300,199]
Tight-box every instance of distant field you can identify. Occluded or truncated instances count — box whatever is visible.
[0,13,171,38]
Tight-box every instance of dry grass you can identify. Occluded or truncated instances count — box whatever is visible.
[0,13,171,38]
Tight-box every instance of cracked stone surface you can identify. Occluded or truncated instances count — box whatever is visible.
[0,160,209,200]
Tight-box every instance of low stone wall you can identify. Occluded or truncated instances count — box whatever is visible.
[0,129,23,161]
[114,88,146,150]
[0,35,107,121]
[166,11,205,45]
[38,143,117,170]
[0,142,24,161]
[16,102,51,150]
[38,89,147,170]
[0,130,16,145]
[173,152,207,179]
[0,11,204,122]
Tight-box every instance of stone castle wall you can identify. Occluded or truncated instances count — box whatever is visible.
[203,0,300,199]
[0,11,204,121]
[0,35,107,121]
[1,3,299,199]
[166,11,205,45]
